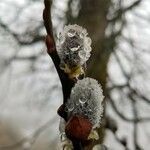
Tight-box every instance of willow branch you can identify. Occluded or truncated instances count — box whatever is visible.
[43,0,74,104]
[43,0,83,149]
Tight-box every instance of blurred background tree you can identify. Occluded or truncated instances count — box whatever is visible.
[0,0,150,150]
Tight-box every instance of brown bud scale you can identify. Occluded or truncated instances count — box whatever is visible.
[65,115,92,141]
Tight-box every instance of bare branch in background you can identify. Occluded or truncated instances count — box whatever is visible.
[0,20,44,46]
[108,0,142,22]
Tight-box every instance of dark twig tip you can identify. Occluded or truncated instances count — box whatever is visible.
[45,35,56,53]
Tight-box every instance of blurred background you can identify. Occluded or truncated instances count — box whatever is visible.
[0,0,150,150]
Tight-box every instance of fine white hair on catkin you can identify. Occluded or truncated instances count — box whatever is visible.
[65,77,104,128]
[56,24,92,68]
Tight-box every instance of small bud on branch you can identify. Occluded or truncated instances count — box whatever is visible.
[56,24,92,80]
[65,77,104,141]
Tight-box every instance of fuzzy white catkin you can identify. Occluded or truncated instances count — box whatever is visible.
[56,24,92,68]
[65,78,104,128]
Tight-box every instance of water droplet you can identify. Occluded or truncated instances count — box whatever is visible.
[72,89,75,94]
[86,52,91,58]
[78,50,86,59]
[58,32,62,38]
[84,47,92,52]
[67,102,74,111]
[67,31,76,37]
[87,37,92,45]
[59,63,65,70]
[70,45,80,52]
[79,32,84,38]
[79,98,87,104]
[75,99,80,106]
[65,51,69,55]
[68,106,74,111]
[64,107,69,112]
[94,107,98,111]
[60,132,67,141]
[59,37,65,44]
[80,60,85,65]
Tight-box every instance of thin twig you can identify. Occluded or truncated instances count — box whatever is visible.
[107,94,150,123]
[129,93,143,150]
[43,0,83,149]
[43,0,75,104]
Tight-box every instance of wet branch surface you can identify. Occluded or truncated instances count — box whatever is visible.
[43,0,83,149]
